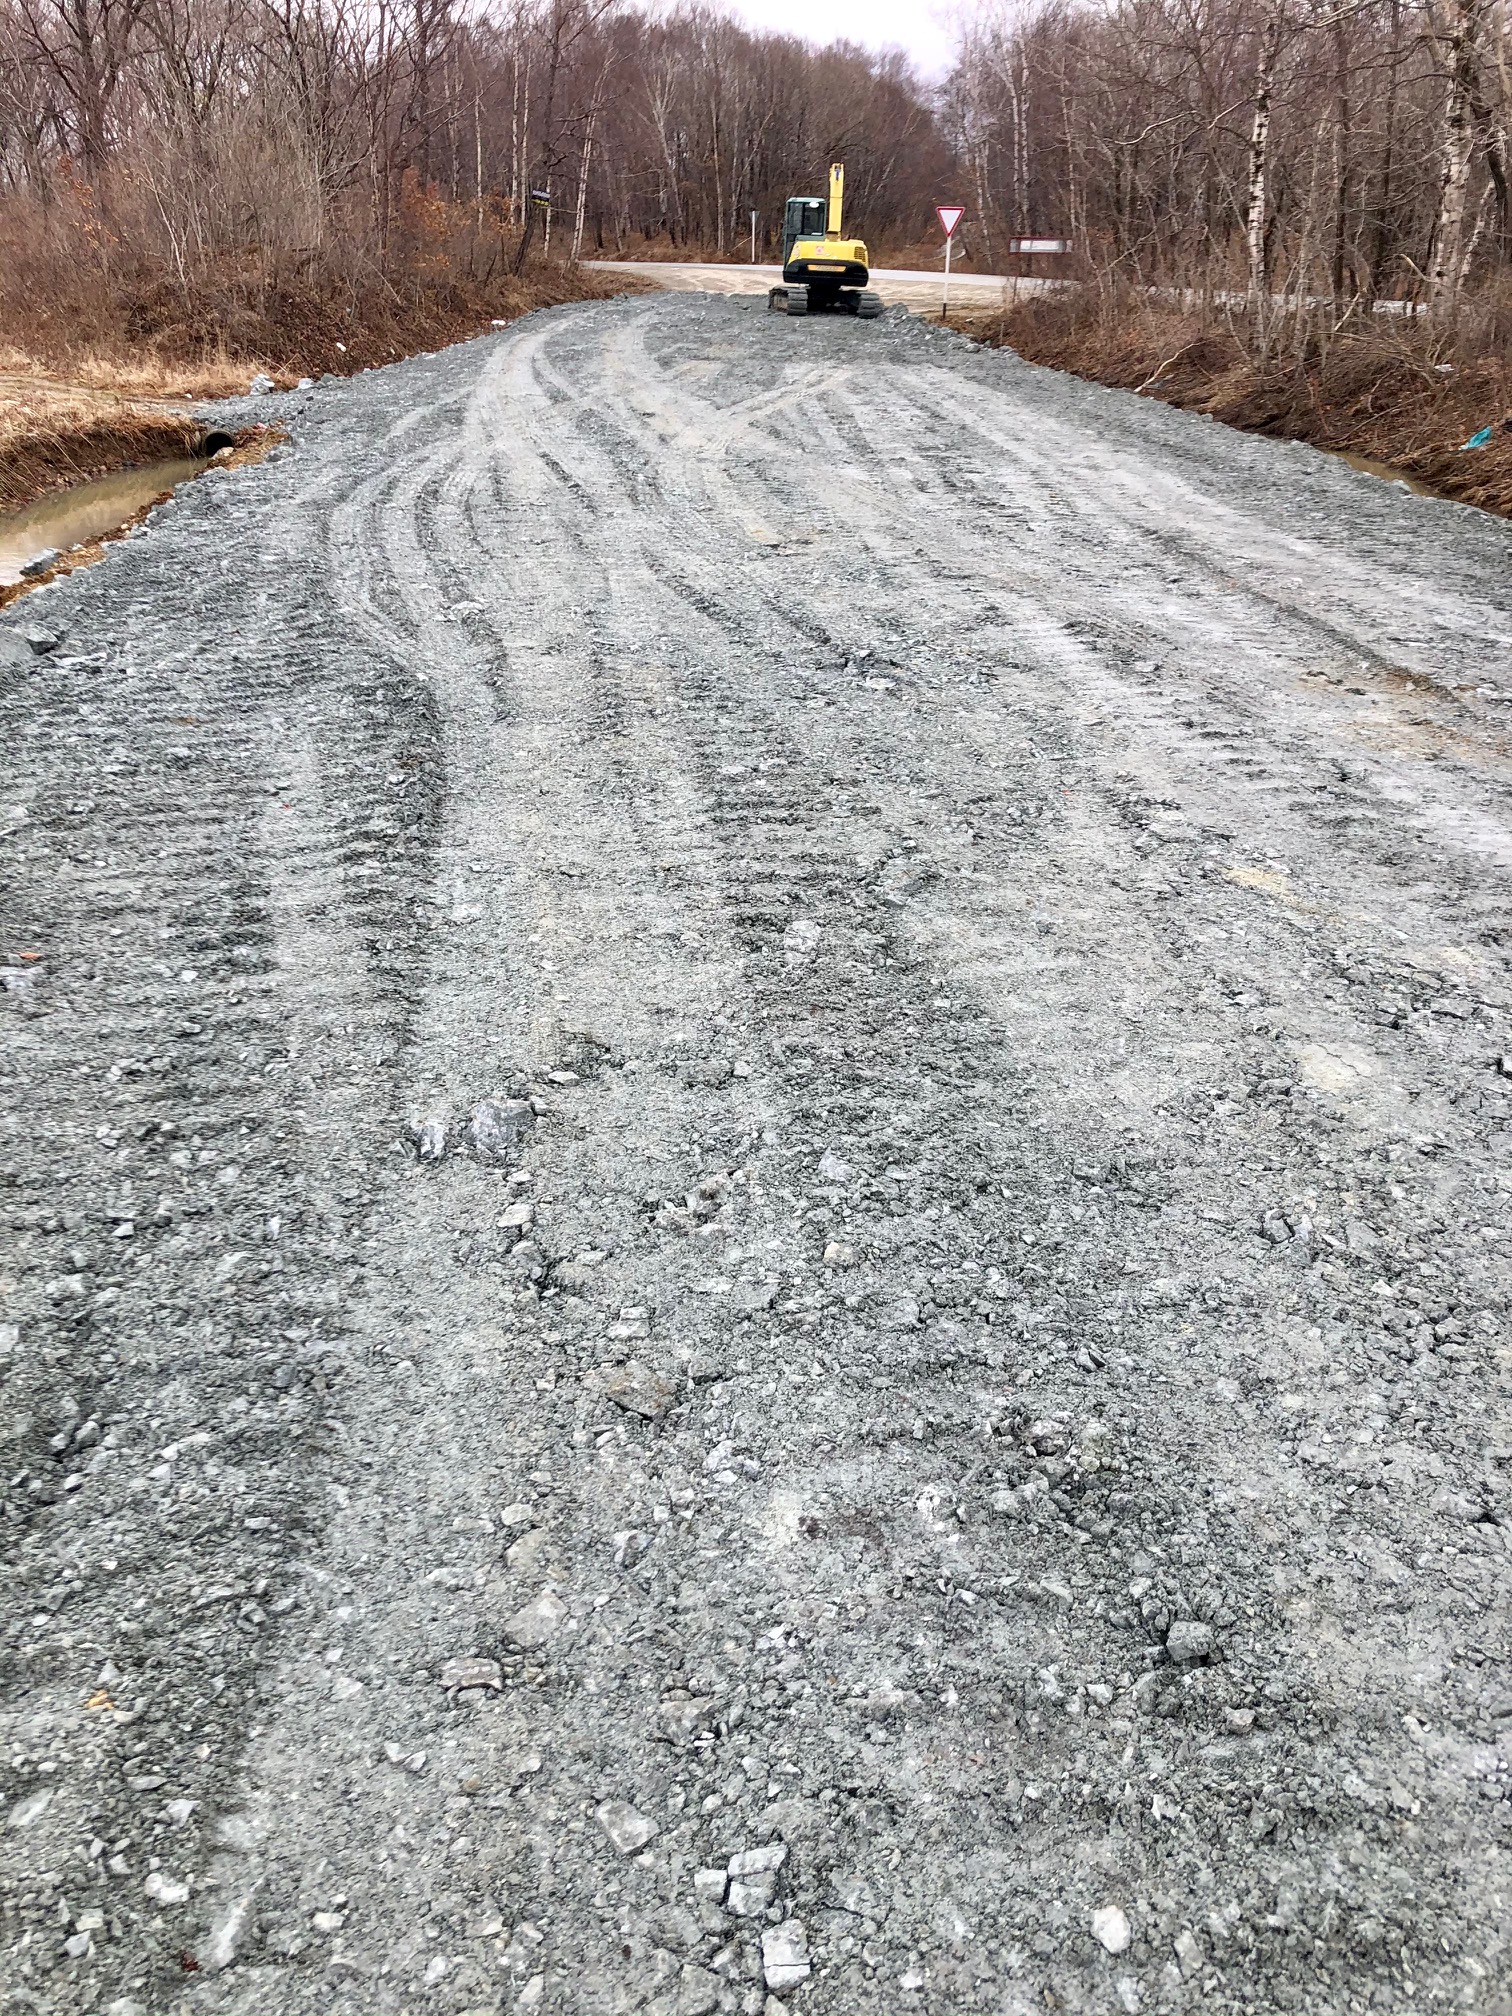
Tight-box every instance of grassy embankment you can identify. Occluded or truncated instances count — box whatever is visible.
[952,284,1512,516]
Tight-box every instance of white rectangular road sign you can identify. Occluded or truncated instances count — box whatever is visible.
[1009,237,1067,254]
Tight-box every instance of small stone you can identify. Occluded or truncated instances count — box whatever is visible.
[144,1871,191,1906]
[249,372,276,395]
[602,1361,675,1420]
[202,1893,254,1971]
[1077,1420,1115,1470]
[164,1798,197,1825]
[507,1529,550,1574]
[440,1655,503,1691]
[1224,1706,1256,1734]
[684,1057,733,1088]
[503,1592,568,1648]
[782,919,821,964]
[1165,1620,1214,1664]
[19,549,59,580]
[596,1799,658,1855]
[817,1149,853,1184]
[761,1918,811,1990]
[678,1961,722,2016]
[729,1843,787,1876]
[1092,1904,1132,1954]
[828,1872,880,1915]
[312,1909,344,1934]
[499,1501,534,1527]
[728,1873,779,1915]
[607,1306,652,1340]
[64,1930,92,1958]
[19,624,58,653]
[731,1280,777,1312]
[693,1868,728,1906]
[660,1696,716,1741]
[7,1787,53,1828]
[613,1528,652,1567]
[822,1240,857,1267]
[1174,1927,1204,1978]
[470,1097,536,1166]
[411,1111,449,1161]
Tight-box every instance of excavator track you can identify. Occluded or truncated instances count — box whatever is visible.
[767,283,809,316]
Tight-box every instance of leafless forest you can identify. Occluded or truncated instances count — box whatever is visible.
[0,0,1510,360]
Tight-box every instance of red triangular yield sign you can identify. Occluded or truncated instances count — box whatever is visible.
[937,205,965,238]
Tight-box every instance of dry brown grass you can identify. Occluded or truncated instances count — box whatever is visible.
[0,347,254,404]
[956,286,1512,517]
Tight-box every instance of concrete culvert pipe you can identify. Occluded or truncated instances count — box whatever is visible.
[201,430,237,457]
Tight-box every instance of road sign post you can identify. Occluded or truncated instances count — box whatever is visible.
[936,205,965,321]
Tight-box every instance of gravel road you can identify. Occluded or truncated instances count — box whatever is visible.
[4,292,1512,2016]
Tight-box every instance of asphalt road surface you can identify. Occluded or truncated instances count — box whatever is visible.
[586,261,1044,311]
[3,292,1512,2016]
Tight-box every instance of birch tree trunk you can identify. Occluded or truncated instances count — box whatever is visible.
[1428,0,1483,309]
[1245,0,1287,343]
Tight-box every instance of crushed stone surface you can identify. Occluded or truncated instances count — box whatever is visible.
[3,291,1512,2015]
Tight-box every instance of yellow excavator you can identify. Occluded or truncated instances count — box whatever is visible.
[767,164,883,319]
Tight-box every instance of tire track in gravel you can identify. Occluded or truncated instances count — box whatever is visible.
[4,294,1511,2016]
[0,435,449,2012]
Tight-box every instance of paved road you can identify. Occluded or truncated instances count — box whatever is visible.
[588,260,1049,311]
[3,291,1512,2016]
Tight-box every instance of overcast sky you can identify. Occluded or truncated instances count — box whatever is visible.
[725,0,958,78]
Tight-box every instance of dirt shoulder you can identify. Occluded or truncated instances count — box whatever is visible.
[952,289,1512,516]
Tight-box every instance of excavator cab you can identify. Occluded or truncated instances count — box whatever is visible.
[782,198,827,265]
[769,165,883,320]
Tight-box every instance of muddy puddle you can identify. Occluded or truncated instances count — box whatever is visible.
[1325,447,1443,499]
[0,449,231,586]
